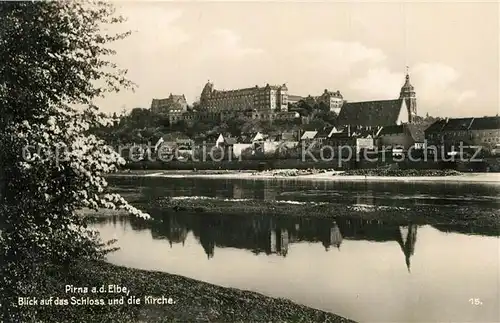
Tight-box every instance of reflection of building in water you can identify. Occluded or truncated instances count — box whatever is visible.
[321,221,343,251]
[199,227,215,259]
[154,211,419,262]
[278,229,289,256]
[355,191,374,206]
[397,225,418,272]
[263,181,278,201]
[168,216,188,247]
[149,215,188,247]
[232,183,243,200]
[269,229,289,257]
[400,226,409,245]
[270,230,276,253]
[251,181,278,201]
[331,221,343,249]
[128,216,150,232]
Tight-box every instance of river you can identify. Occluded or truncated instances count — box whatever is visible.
[93,177,500,322]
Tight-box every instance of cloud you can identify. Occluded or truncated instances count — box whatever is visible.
[350,67,404,99]
[412,63,459,89]
[293,39,478,116]
[457,90,477,104]
[115,7,190,52]
[296,40,386,75]
[93,6,191,111]
[195,29,264,61]
[412,63,477,112]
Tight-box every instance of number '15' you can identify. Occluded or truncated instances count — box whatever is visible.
[469,298,483,305]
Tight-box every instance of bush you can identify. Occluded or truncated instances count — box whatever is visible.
[0,2,148,321]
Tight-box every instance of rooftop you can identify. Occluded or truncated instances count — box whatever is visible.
[425,116,500,133]
[300,131,318,140]
[338,99,404,127]
[469,116,500,130]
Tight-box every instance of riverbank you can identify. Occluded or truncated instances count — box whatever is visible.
[338,168,462,177]
[36,261,354,323]
[109,169,500,184]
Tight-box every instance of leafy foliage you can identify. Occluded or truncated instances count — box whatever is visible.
[412,114,441,126]
[0,1,149,321]
[94,100,332,145]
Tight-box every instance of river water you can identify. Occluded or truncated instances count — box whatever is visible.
[94,177,500,322]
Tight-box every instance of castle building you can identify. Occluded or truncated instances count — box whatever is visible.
[337,72,418,128]
[199,81,298,121]
[316,89,344,114]
[151,93,188,114]
[150,93,189,124]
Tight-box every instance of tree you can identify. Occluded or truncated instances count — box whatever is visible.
[127,108,154,129]
[0,2,148,321]
[412,114,440,127]
[226,117,247,136]
[314,110,338,126]
[303,118,328,131]
[296,99,314,116]
[317,101,330,113]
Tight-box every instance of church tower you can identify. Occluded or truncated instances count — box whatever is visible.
[399,70,417,123]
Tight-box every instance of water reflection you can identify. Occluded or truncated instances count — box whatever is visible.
[109,177,500,209]
[398,225,417,272]
[100,213,425,272]
[98,177,500,323]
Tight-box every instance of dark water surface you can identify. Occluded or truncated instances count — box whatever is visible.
[94,177,500,322]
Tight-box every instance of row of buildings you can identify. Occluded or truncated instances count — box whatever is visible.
[148,72,498,157]
[153,114,499,161]
[150,83,299,124]
[301,116,499,155]
[149,71,417,125]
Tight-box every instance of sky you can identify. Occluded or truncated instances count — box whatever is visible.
[95,1,499,118]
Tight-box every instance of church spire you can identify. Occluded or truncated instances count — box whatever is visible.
[399,67,417,123]
[398,225,418,273]
[402,66,413,89]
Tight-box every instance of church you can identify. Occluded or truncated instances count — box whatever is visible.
[337,72,417,129]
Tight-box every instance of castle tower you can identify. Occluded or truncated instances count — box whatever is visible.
[399,69,417,123]
[200,81,214,106]
[277,83,288,111]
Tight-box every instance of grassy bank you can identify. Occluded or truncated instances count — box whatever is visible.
[155,198,500,229]
[35,261,354,323]
[338,169,463,177]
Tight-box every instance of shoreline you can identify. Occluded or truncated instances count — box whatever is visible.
[109,170,500,185]
[81,195,499,231]
[151,198,499,229]
[36,261,355,323]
